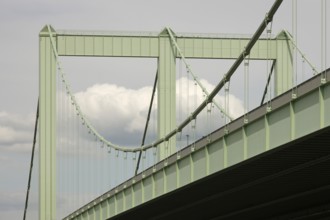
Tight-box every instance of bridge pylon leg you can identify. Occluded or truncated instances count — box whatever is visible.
[157,29,177,161]
[275,31,294,96]
[39,25,57,220]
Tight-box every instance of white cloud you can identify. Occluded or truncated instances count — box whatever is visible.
[68,78,244,148]
[76,84,152,134]
[0,126,31,144]
[0,1,327,219]
[0,111,34,130]
[176,77,244,119]
[0,77,243,219]
[0,112,35,153]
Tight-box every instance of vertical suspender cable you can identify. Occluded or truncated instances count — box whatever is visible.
[193,93,197,147]
[70,86,74,213]
[321,0,324,75]
[225,81,230,127]
[265,16,273,108]
[72,93,75,211]
[59,67,63,218]
[192,80,197,150]
[302,56,305,81]
[124,151,127,181]
[57,66,61,218]
[76,98,80,209]
[292,0,298,95]
[326,0,328,78]
[178,58,183,154]
[77,104,80,209]
[326,0,328,77]
[23,99,39,220]
[84,120,87,205]
[88,127,91,201]
[97,138,100,194]
[107,143,111,190]
[244,54,250,120]
[268,22,273,104]
[65,82,69,215]
[186,67,190,146]
[152,80,157,169]
[102,140,105,192]
[69,92,72,214]
[321,0,327,81]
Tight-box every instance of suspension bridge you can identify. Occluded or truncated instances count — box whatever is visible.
[23,0,330,219]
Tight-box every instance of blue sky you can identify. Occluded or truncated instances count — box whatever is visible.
[0,0,328,219]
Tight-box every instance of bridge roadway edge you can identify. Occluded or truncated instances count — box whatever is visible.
[109,122,330,219]
[65,69,330,220]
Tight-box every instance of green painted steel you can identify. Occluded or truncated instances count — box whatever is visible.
[39,25,57,220]
[157,29,177,159]
[275,31,293,95]
[43,26,294,160]
[40,26,294,220]
[65,72,330,220]
[56,32,277,59]
[55,30,293,96]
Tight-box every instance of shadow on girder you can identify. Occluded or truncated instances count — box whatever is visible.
[109,125,330,220]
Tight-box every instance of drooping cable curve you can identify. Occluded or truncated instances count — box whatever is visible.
[45,0,283,153]
[259,28,318,106]
[282,30,319,76]
[165,27,234,122]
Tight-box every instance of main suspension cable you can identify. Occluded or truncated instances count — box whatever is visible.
[45,0,283,153]
[282,30,319,75]
[166,27,234,122]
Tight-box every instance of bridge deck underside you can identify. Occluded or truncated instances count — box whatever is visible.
[109,125,330,220]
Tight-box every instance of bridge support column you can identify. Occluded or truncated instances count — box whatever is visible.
[157,29,177,161]
[275,31,293,96]
[39,25,57,220]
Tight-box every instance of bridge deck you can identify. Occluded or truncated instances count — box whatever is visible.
[66,70,330,220]
[109,125,330,219]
